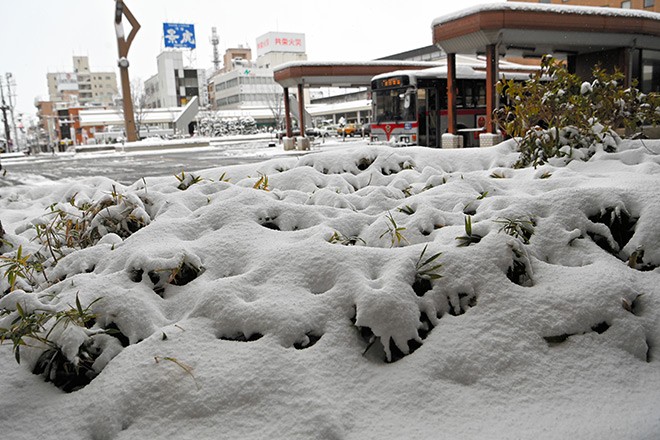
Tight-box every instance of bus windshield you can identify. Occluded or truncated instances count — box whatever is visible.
[374,88,416,123]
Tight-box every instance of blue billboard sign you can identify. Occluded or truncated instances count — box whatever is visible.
[163,23,196,49]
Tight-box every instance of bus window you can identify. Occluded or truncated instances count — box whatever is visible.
[374,88,417,123]
[476,83,486,107]
[465,84,474,108]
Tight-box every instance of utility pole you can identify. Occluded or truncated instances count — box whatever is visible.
[114,0,140,142]
[5,73,20,151]
[0,77,12,151]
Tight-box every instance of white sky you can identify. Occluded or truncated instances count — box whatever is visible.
[2,0,506,118]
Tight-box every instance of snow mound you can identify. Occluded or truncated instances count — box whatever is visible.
[1,141,659,439]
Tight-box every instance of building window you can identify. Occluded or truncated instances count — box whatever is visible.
[539,0,551,3]
[621,0,631,6]
[644,0,654,7]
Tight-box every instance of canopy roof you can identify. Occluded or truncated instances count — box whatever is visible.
[432,2,660,56]
[273,61,441,88]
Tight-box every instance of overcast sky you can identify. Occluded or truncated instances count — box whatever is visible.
[2,0,506,118]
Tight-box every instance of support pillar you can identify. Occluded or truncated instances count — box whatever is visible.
[442,53,462,149]
[485,44,498,135]
[283,87,292,138]
[480,44,503,147]
[447,53,457,135]
[297,83,305,137]
[622,48,632,89]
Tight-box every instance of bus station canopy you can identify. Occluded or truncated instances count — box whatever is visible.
[431,3,660,141]
[273,61,441,89]
[432,3,660,58]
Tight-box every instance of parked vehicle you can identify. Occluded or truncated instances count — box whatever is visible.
[317,125,338,137]
[337,123,358,137]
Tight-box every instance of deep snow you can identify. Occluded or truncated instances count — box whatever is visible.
[1,139,659,439]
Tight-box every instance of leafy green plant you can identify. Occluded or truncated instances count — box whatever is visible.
[455,216,482,247]
[32,188,149,261]
[412,245,442,297]
[0,245,45,292]
[496,55,659,168]
[415,245,442,281]
[175,170,203,190]
[50,294,101,331]
[397,205,415,215]
[379,212,408,247]
[494,217,535,244]
[0,302,54,363]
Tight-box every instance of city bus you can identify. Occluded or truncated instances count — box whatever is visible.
[370,60,534,147]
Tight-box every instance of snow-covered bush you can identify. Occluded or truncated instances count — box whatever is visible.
[34,186,150,257]
[496,55,660,168]
[196,113,259,137]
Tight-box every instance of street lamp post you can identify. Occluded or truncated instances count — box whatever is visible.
[0,77,12,151]
[5,73,20,151]
[114,0,140,142]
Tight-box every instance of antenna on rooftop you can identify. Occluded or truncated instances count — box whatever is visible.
[211,27,221,72]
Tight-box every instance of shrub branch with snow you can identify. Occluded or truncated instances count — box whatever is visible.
[496,55,660,168]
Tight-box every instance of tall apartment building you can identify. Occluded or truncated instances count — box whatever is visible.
[144,51,208,108]
[508,0,658,12]
[46,56,118,106]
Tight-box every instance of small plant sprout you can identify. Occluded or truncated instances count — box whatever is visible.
[463,191,489,215]
[328,231,365,246]
[253,173,270,191]
[0,245,45,291]
[540,171,553,179]
[494,217,535,244]
[0,302,54,363]
[379,212,408,247]
[412,245,442,296]
[0,294,103,364]
[455,215,482,247]
[397,205,415,215]
[415,245,443,281]
[218,172,230,183]
[175,170,203,190]
[50,293,101,331]
[154,355,199,390]
[490,171,507,178]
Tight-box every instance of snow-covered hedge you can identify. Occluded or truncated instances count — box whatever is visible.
[496,55,660,168]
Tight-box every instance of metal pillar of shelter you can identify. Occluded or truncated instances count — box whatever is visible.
[485,44,498,134]
[297,84,305,138]
[283,87,292,138]
[282,84,307,138]
[446,53,457,135]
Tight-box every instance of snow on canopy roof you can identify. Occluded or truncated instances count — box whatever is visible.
[371,56,536,83]
[273,60,442,73]
[432,2,660,27]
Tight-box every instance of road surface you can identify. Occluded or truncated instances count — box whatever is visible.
[0,141,294,186]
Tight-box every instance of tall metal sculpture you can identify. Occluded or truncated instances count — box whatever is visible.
[114,0,140,142]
